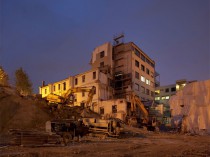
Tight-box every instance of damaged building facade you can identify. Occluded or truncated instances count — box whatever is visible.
[39,36,157,120]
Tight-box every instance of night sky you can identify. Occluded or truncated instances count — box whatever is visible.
[0,0,209,93]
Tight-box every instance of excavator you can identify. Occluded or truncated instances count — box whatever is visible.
[45,86,96,108]
[129,92,157,130]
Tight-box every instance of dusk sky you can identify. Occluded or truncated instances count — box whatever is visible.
[0,0,209,93]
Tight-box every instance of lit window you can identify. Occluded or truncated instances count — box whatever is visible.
[155,97,160,100]
[146,79,150,85]
[166,96,170,99]
[155,90,160,95]
[141,76,145,82]
[162,96,166,100]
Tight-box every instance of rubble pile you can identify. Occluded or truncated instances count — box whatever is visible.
[169,80,210,134]
[0,86,101,134]
[0,86,51,133]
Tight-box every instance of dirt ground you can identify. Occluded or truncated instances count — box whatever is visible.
[0,133,210,157]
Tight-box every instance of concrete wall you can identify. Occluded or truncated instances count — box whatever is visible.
[91,42,113,69]
[98,99,127,120]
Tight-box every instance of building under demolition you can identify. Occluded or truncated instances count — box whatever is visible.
[39,36,158,120]
[169,79,210,134]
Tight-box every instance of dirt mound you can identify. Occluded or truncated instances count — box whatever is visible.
[0,86,51,133]
[0,86,101,134]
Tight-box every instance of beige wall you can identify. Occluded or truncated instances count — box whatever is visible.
[97,99,127,120]
[91,42,113,69]
[132,51,155,101]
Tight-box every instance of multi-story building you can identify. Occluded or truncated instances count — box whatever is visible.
[39,36,157,118]
[154,79,196,105]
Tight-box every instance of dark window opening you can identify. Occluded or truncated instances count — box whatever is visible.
[100,107,104,114]
[75,78,78,85]
[141,65,145,71]
[93,71,96,79]
[100,51,105,58]
[135,60,139,67]
[112,105,117,113]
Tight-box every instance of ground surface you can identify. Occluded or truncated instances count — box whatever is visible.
[0,133,210,157]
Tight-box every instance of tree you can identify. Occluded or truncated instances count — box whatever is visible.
[0,66,9,86]
[15,67,33,95]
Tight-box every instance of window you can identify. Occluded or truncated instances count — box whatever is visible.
[135,83,139,91]
[155,90,160,95]
[82,92,85,97]
[141,86,145,94]
[141,76,145,82]
[141,64,145,71]
[165,88,169,93]
[166,96,170,99]
[141,54,145,62]
[151,91,154,97]
[134,49,140,57]
[53,85,56,91]
[63,82,66,90]
[135,60,139,67]
[58,84,61,90]
[146,79,150,85]
[75,78,78,85]
[162,96,166,100]
[80,102,85,108]
[93,71,96,79]
[82,75,85,83]
[171,87,176,92]
[155,97,160,100]
[135,71,139,79]
[100,107,104,114]
[100,62,104,67]
[146,89,150,95]
[112,105,117,113]
[146,68,150,75]
[45,89,47,94]
[100,51,105,58]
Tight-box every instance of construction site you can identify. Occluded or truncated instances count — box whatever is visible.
[0,35,210,157]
